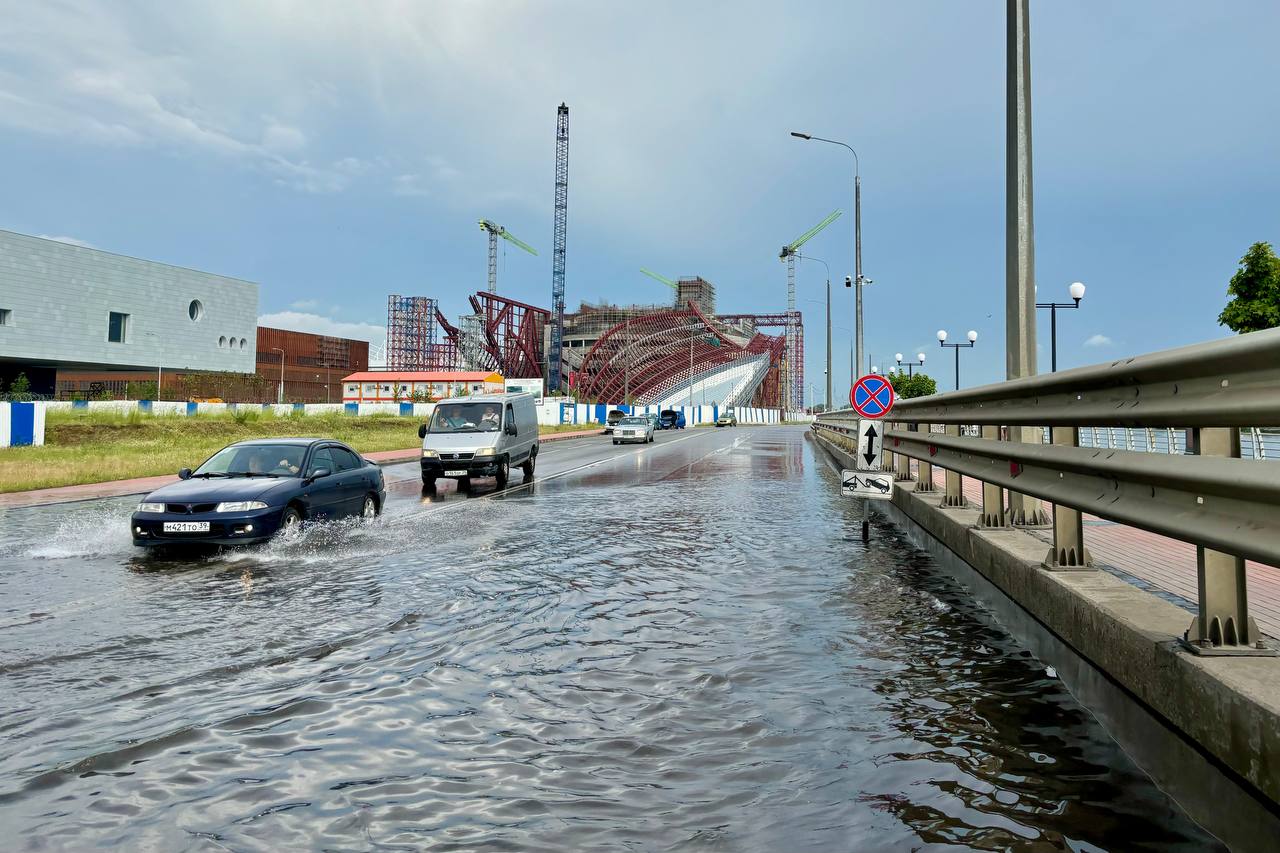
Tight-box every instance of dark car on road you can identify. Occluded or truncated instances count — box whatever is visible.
[658,409,686,430]
[131,438,385,548]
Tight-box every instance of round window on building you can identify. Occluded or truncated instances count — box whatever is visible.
[218,335,227,347]
[240,338,247,349]
[189,299,204,321]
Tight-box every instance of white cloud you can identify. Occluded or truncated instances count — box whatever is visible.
[392,173,428,197]
[1084,333,1113,347]
[261,121,306,152]
[289,299,319,310]
[35,234,96,248]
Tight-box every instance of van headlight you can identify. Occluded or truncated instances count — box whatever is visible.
[215,501,268,513]
[136,501,165,513]
[474,447,496,457]
[422,449,439,458]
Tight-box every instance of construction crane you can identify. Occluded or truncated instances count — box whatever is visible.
[478,219,537,293]
[548,103,570,393]
[639,267,678,291]
[779,209,841,412]
[779,210,841,312]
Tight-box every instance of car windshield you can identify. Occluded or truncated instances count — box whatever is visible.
[429,403,502,433]
[193,443,306,478]
[620,417,647,426]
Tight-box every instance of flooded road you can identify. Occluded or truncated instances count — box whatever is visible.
[0,427,1228,850]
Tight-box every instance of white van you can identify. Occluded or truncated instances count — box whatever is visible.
[418,393,539,490]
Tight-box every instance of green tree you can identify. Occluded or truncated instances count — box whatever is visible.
[1219,242,1280,333]
[8,373,32,401]
[889,371,937,399]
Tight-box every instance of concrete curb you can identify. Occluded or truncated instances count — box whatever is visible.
[811,429,1280,812]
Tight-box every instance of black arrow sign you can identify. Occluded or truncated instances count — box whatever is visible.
[863,423,878,466]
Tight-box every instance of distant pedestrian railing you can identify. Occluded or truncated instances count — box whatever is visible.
[813,327,1280,656]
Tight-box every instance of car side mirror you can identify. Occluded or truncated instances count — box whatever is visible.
[418,424,427,439]
[306,468,330,483]
[505,423,518,436]
[178,468,192,480]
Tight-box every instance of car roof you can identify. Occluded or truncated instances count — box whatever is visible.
[435,393,532,404]
[230,438,329,447]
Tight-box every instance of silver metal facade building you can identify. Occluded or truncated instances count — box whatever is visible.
[0,230,258,391]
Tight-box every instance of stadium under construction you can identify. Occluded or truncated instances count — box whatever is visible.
[384,282,800,409]
[382,103,804,410]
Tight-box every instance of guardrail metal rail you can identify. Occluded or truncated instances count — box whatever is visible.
[813,328,1280,657]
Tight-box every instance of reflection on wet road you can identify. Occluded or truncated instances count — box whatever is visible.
[0,427,1227,850]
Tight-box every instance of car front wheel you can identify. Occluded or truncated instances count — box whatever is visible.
[361,494,378,519]
[279,506,303,538]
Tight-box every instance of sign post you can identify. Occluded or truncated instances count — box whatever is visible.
[847,374,895,541]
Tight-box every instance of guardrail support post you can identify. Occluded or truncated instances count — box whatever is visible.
[894,421,913,481]
[1183,427,1273,656]
[915,423,936,492]
[978,425,1006,527]
[882,420,895,472]
[1007,425,1050,525]
[1044,426,1092,569]
[941,424,966,507]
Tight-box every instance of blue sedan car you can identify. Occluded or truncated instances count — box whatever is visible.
[131,438,386,548]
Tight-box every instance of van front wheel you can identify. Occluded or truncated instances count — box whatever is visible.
[521,452,535,481]
[495,458,509,488]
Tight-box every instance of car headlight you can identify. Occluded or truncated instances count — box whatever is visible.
[422,449,439,458]
[474,447,496,457]
[136,501,165,513]
[214,501,268,513]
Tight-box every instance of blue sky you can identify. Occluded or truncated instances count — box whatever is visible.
[2,1,1276,399]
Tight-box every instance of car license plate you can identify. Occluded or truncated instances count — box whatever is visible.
[163,521,209,533]
[445,469,467,476]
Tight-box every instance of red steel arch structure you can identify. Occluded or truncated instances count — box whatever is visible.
[576,301,789,406]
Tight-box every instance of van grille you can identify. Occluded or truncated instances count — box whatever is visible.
[439,452,474,461]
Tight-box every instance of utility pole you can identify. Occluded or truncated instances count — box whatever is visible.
[1005,0,1048,525]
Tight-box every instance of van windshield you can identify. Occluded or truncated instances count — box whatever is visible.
[429,403,502,433]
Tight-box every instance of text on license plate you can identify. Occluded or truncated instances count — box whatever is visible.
[163,521,210,533]
[445,469,467,476]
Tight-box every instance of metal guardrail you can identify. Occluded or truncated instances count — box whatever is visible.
[813,327,1280,657]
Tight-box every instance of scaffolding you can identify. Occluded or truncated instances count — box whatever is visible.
[675,277,716,316]
[386,295,438,370]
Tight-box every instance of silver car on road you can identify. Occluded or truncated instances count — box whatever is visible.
[612,416,655,445]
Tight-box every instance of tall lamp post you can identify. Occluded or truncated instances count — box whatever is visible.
[895,352,926,377]
[271,347,286,404]
[797,254,833,414]
[1035,281,1086,372]
[791,132,869,377]
[937,329,978,390]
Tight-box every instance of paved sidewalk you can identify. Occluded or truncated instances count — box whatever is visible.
[0,428,604,510]
[905,460,1280,638]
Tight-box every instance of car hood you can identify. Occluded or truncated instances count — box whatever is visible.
[143,477,297,504]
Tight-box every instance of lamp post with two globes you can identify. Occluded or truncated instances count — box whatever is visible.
[937,330,978,391]
[895,352,926,377]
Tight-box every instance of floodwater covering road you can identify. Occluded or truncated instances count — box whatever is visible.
[0,426,1227,850]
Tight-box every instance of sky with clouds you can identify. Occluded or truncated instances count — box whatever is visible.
[2,1,1276,395]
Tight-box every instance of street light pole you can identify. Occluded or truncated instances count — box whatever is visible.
[791,132,869,382]
[895,352,926,377]
[937,330,978,390]
[1035,282,1086,372]
[271,347,286,404]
